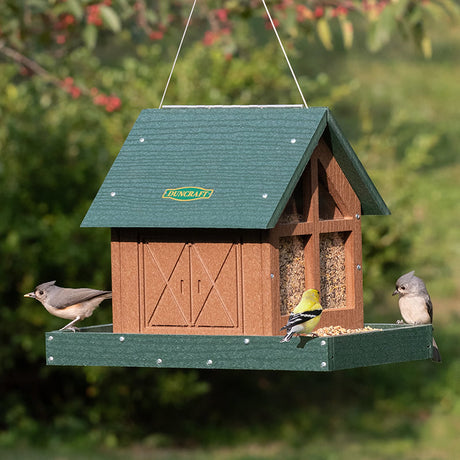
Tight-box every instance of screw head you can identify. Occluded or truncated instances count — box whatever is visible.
[48,356,54,362]
[48,336,54,341]
[290,138,296,144]
[355,214,361,220]
[357,264,362,271]
[320,361,327,368]
[110,191,116,197]
[262,193,268,199]
[119,336,125,342]
[320,340,326,346]
[206,359,213,366]
[156,358,163,365]
[139,137,145,143]
[244,338,250,345]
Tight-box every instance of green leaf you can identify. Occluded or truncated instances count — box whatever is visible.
[83,24,98,49]
[145,10,159,24]
[421,35,432,59]
[66,0,84,20]
[434,0,460,18]
[339,17,354,49]
[316,18,333,51]
[99,5,121,33]
[52,0,84,19]
[367,5,397,52]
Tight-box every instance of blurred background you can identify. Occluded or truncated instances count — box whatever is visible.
[1,1,459,459]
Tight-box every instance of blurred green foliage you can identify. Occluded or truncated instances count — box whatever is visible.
[0,1,459,458]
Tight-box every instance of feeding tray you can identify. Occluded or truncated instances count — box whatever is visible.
[45,323,433,371]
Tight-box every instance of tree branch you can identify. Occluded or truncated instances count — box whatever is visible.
[0,40,60,85]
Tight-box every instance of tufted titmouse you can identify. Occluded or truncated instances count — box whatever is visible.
[393,271,441,362]
[24,280,112,331]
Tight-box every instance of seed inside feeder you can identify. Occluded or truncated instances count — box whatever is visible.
[320,232,347,308]
[279,235,308,315]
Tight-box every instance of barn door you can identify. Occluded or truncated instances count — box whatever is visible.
[143,241,241,331]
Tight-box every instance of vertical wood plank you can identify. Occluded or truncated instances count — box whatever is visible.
[268,235,282,335]
[306,152,321,290]
[138,238,146,331]
[236,238,244,334]
[351,218,364,327]
[118,229,141,333]
[242,238,265,335]
[111,229,122,333]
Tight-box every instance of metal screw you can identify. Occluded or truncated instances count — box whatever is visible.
[110,191,116,197]
[290,138,296,144]
[320,340,326,346]
[139,137,145,143]
[48,356,54,362]
[48,336,54,341]
[320,361,327,368]
[262,193,268,199]
[156,358,163,365]
[119,336,125,342]
[244,338,250,345]
[357,264,362,271]
[355,214,361,220]
[270,273,274,279]
[206,359,213,366]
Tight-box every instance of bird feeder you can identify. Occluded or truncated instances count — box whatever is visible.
[40,0,436,369]
[44,105,435,370]
[81,106,386,335]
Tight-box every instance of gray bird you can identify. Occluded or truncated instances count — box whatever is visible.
[24,281,112,331]
[392,271,441,362]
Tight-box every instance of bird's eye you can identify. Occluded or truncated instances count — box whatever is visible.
[39,290,44,295]
[400,286,406,290]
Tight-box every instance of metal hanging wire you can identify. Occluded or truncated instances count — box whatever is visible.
[159,0,308,108]
[159,0,197,108]
[260,0,308,107]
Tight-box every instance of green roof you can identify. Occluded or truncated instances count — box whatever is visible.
[81,106,389,229]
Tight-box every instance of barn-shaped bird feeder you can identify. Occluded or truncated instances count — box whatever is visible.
[45,105,435,371]
[83,106,384,335]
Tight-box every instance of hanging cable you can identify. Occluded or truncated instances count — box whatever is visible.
[159,0,308,108]
[159,0,197,108]
[260,0,308,108]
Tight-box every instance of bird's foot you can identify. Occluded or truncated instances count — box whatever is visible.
[60,316,81,331]
[59,325,80,332]
[396,319,405,324]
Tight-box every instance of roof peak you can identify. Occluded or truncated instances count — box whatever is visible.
[161,104,315,109]
[81,107,389,229]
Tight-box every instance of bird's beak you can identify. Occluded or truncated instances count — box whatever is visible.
[392,289,398,296]
[24,292,35,298]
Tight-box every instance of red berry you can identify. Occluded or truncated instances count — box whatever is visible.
[314,7,324,18]
[149,30,164,40]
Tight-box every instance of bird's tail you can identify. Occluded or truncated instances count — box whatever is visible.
[432,337,442,363]
[280,329,294,343]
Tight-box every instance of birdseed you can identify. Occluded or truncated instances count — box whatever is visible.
[315,325,381,337]
[319,232,347,308]
[279,235,307,315]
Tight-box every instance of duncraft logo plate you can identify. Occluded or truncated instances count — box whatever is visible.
[162,187,214,202]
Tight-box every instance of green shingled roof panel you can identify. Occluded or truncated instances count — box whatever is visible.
[81,106,389,229]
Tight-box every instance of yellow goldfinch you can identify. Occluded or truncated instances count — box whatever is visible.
[280,289,322,343]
